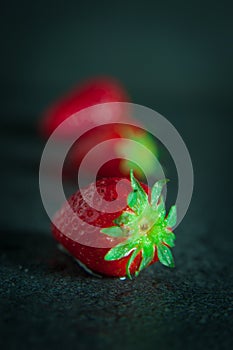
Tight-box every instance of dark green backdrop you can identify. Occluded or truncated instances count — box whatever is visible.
[1,0,232,119]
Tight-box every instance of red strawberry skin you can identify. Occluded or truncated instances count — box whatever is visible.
[52,177,158,277]
[40,77,129,138]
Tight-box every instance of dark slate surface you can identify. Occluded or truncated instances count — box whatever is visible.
[0,110,233,350]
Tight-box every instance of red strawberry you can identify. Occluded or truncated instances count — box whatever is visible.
[52,170,176,278]
[39,76,158,180]
[39,77,129,138]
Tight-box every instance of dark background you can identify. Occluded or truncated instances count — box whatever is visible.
[0,1,232,349]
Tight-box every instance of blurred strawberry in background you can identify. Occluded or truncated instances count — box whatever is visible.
[39,77,129,138]
[39,76,158,181]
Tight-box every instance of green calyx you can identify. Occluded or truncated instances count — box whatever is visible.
[101,170,177,279]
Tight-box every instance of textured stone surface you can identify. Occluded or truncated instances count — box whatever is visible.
[1,228,233,350]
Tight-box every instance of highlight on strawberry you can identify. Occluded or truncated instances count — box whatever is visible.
[52,170,176,279]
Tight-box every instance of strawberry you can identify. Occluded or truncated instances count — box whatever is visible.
[39,77,129,138]
[52,170,176,278]
[39,76,158,180]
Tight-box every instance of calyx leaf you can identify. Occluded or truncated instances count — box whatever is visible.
[166,205,177,228]
[156,195,166,219]
[126,247,140,279]
[157,243,175,267]
[162,231,175,248]
[151,179,168,208]
[127,190,137,208]
[138,240,155,272]
[104,239,138,261]
[101,226,124,237]
[127,169,148,215]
